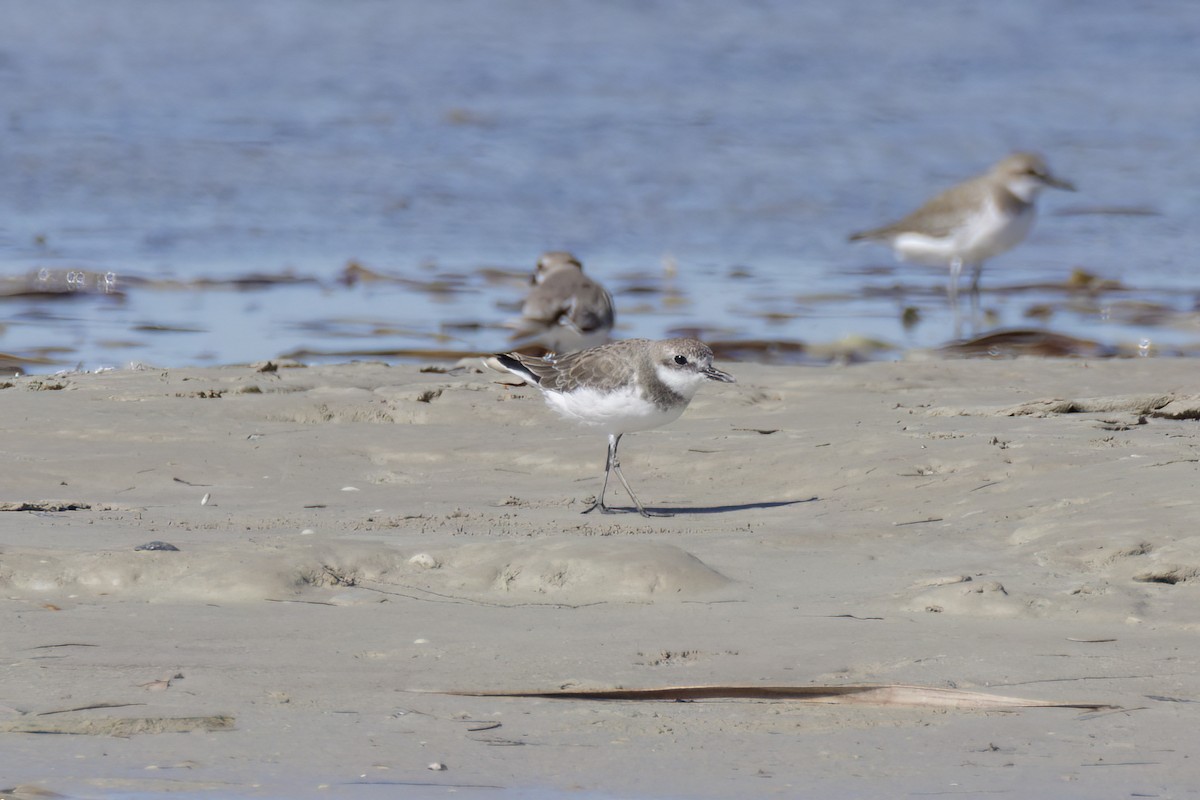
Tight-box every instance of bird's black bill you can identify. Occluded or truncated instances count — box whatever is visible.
[704,366,736,383]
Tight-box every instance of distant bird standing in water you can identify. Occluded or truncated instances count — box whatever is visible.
[849,152,1075,333]
[508,251,615,354]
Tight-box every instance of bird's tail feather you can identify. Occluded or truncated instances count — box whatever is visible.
[484,353,542,385]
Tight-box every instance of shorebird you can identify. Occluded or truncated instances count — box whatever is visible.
[487,337,735,517]
[849,152,1075,326]
[508,251,615,353]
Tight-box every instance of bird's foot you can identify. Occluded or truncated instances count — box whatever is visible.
[581,498,671,517]
[582,498,618,515]
[637,507,674,518]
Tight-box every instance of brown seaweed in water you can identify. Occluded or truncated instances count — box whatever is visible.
[337,261,468,295]
[0,351,69,375]
[707,339,808,364]
[278,346,488,362]
[191,271,319,290]
[942,329,1116,358]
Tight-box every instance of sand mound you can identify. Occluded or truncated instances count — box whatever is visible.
[408,538,730,600]
[0,537,728,604]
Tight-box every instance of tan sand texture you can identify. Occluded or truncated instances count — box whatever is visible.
[2,358,1198,797]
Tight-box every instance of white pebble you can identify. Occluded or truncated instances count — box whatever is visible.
[408,553,439,569]
[300,529,316,536]
[427,762,447,771]
[200,493,211,506]
[413,638,429,645]
[341,486,360,492]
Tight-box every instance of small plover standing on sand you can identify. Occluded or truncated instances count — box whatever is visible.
[849,152,1075,324]
[508,251,615,353]
[487,337,735,517]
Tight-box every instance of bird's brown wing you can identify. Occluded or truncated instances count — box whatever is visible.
[542,339,648,392]
[849,174,988,241]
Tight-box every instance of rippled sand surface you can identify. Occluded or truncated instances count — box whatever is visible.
[4,358,1200,797]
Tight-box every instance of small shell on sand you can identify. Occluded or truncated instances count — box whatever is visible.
[408,552,440,569]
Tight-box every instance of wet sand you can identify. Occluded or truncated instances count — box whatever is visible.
[2,356,1198,797]
[5,258,1199,378]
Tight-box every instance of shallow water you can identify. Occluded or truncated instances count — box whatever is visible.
[2,0,1199,373]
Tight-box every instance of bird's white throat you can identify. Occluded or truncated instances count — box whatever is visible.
[654,364,707,399]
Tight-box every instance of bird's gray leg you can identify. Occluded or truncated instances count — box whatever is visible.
[949,257,964,339]
[948,257,963,306]
[582,434,620,514]
[968,263,984,332]
[582,434,671,517]
[610,436,672,518]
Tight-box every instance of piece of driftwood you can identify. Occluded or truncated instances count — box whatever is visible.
[434,684,1113,710]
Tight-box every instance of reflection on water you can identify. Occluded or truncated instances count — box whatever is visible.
[2,0,1200,373]
[3,260,1197,374]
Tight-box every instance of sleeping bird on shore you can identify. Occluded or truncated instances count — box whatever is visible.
[507,251,615,354]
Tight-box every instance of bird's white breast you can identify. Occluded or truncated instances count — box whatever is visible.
[961,199,1035,263]
[543,384,686,435]
[891,199,1035,267]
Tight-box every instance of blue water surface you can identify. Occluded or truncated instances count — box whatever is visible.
[1,0,1198,371]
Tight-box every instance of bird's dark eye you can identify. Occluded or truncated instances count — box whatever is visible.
[674,355,688,365]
